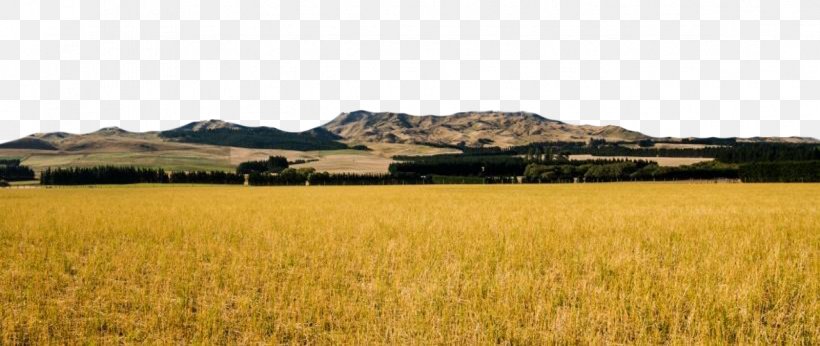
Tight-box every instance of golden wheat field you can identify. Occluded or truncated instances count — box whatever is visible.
[0,184,818,344]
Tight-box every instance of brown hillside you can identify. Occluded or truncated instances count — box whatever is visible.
[320,111,650,147]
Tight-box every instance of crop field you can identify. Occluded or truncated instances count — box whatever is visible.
[0,184,818,344]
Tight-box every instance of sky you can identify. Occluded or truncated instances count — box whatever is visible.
[0,0,818,142]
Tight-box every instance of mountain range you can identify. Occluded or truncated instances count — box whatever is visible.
[3,111,816,153]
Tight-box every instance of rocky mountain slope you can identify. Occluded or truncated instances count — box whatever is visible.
[319,111,650,147]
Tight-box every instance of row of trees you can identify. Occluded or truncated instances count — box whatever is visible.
[739,161,819,182]
[0,159,35,181]
[523,159,819,183]
[524,160,741,183]
[288,158,318,165]
[389,155,527,176]
[0,159,22,165]
[249,168,431,186]
[236,156,289,174]
[41,166,169,185]
[429,175,518,184]
[308,172,430,185]
[169,171,244,184]
[630,162,739,181]
[393,151,761,184]
[39,162,818,186]
[40,166,244,185]
[714,144,819,163]
[248,167,316,186]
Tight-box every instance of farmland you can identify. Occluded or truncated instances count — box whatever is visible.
[0,142,458,175]
[0,184,818,343]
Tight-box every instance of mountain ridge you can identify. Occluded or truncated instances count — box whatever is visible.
[320,110,643,147]
[1,111,818,152]
[319,110,819,146]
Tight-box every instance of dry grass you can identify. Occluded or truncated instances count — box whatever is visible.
[0,184,818,344]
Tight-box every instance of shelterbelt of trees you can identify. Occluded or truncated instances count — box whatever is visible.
[522,160,740,183]
[249,169,431,186]
[0,159,35,182]
[36,164,431,186]
[389,155,526,176]
[40,166,245,185]
[236,156,289,175]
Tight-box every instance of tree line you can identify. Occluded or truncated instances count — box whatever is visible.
[389,155,527,176]
[523,159,820,183]
[0,159,35,181]
[236,156,289,174]
[248,167,316,186]
[523,160,741,183]
[309,172,430,185]
[739,161,819,182]
[514,142,818,162]
[429,175,518,184]
[169,171,244,184]
[249,168,431,186]
[0,159,21,165]
[41,166,169,185]
[32,160,819,186]
[40,166,244,185]
[712,143,819,163]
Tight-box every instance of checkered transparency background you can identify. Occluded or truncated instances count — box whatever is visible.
[0,0,819,143]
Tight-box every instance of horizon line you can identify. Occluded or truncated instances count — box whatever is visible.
[3,109,819,143]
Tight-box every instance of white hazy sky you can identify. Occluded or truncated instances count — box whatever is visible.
[0,0,818,142]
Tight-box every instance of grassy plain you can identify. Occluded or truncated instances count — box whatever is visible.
[0,184,818,344]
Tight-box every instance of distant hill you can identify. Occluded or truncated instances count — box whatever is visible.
[0,120,350,153]
[159,120,348,151]
[0,127,198,153]
[320,111,651,147]
[1,112,816,154]
[0,137,59,150]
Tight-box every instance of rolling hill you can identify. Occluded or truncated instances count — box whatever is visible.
[158,119,348,151]
[0,120,349,153]
[319,111,650,147]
